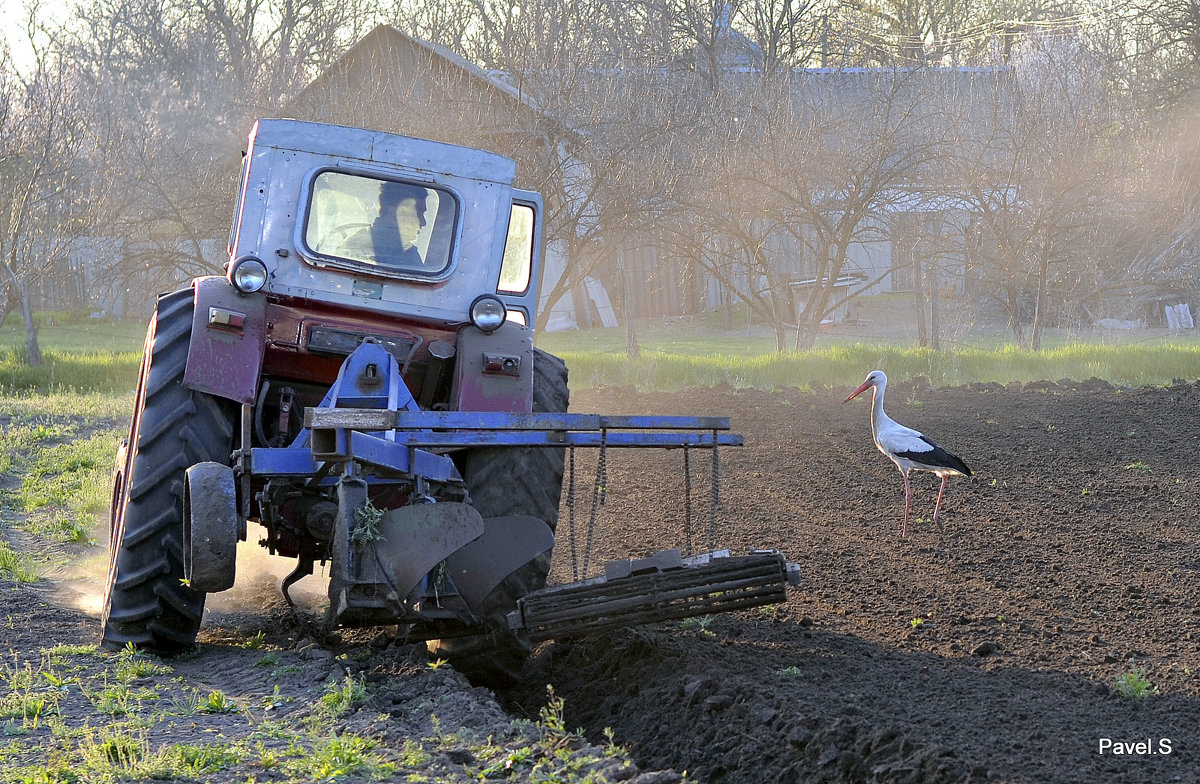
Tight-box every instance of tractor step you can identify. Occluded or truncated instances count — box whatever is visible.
[508,549,800,642]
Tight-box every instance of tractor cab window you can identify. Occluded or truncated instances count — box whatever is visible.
[498,203,535,294]
[304,171,456,276]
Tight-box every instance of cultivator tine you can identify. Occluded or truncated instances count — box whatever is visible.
[509,550,800,642]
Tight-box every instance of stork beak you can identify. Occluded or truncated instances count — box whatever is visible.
[843,380,871,403]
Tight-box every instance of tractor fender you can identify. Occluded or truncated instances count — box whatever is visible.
[450,321,533,412]
[182,276,267,405]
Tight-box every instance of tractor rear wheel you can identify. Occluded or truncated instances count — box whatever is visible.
[429,348,569,685]
[101,288,236,651]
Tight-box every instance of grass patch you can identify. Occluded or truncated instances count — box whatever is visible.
[0,349,141,395]
[0,541,38,582]
[289,732,397,780]
[0,395,127,547]
[548,340,1200,391]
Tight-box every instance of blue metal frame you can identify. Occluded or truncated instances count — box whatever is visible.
[247,341,741,485]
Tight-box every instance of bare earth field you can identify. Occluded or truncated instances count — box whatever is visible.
[4,378,1200,783]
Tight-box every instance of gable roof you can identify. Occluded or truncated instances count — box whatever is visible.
[291,24,544,118]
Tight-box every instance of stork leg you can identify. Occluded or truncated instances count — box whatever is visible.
[901,472,913,539]
[932,475,949,532]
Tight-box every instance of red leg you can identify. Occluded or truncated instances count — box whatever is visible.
[902,473,912,538]
[933,475,948,532]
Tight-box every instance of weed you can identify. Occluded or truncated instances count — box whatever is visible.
[293,732,396,780]
[0,541,38,582]
[114,651,171,683]
[779,666,802,676]
[400,738,432,766]
[1115,661,1159,699]
[681,615,715,636]
[42,644,96,661]
[318,673,367,718]
[260,685,289,712]
[252,652,280,669]
[197,689,239,714]
[76,723,241,780]
[909,617,925,629]
[352,499,385,545]
[1124,461,1151,473]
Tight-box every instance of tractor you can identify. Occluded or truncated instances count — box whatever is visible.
[101,119,797,684]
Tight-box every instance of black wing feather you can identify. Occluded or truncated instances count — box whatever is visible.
[895,434,972,476]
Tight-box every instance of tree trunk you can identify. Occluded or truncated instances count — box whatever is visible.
[619,250,639,360]
[1031,251,1048,351]
[2,262,42,365]
[913,251,928,347]
[0,286,14,330]
[928,258,940,351]
[1006,286,1026,346]
[17,284,42,366]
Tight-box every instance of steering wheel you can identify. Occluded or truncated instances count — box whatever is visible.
[320,222,372,247]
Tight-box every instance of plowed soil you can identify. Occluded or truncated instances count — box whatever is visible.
[4,378,1200,783]
[507,379,1200,784]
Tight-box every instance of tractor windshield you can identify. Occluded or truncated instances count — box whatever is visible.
[303,171,457,277]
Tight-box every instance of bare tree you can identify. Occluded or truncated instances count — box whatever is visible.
[716,68,959,350]
[0,39,93,365]
[393,0,694,336]
[948,29,1133,347]
[1122,0,1200,106]
[58,0,373,311]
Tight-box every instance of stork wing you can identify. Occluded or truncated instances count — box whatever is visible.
[876,423,934,456]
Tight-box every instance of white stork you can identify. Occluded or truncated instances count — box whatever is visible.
[843,370,972,538]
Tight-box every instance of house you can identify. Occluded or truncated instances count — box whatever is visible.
[288,24,608,332]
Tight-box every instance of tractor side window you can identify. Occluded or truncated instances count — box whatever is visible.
[304,171,456,276]
[499,203,534,294]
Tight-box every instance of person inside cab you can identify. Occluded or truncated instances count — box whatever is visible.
[349,181,428,267]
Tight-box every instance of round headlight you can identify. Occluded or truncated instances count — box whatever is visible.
[469,295,507,332]
[228,256,268,293]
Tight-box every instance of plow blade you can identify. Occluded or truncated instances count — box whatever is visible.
[509,550,800,642]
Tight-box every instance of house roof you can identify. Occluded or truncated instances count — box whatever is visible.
[291,24,545,118]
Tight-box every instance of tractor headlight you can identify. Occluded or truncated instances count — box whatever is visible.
[469,295,506,332]
[228,255,268,293]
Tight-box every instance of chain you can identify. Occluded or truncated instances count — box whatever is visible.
[683,447,694,556]
[583,429,607,577]
[709,430,720,553]
[567,446,578,581]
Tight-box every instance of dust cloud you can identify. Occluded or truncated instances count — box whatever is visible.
[50,523,330,627]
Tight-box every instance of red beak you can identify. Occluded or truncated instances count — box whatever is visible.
[843,380,871,403]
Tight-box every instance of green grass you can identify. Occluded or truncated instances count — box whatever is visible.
[546,340,1200,391]
[0,349,141,395]
[0,541,38,582]
[0,318,144,394]
[4,311,1200,395]
[0,393,130,548]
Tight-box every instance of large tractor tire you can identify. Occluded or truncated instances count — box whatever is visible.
[101,288,236,651]
[429,348,569,685]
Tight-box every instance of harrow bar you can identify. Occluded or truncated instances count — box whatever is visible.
[509,550,799,642]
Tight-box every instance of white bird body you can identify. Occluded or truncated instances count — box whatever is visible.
[844,370,971,537]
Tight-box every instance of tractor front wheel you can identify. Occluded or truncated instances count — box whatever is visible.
[101,288,236,651]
